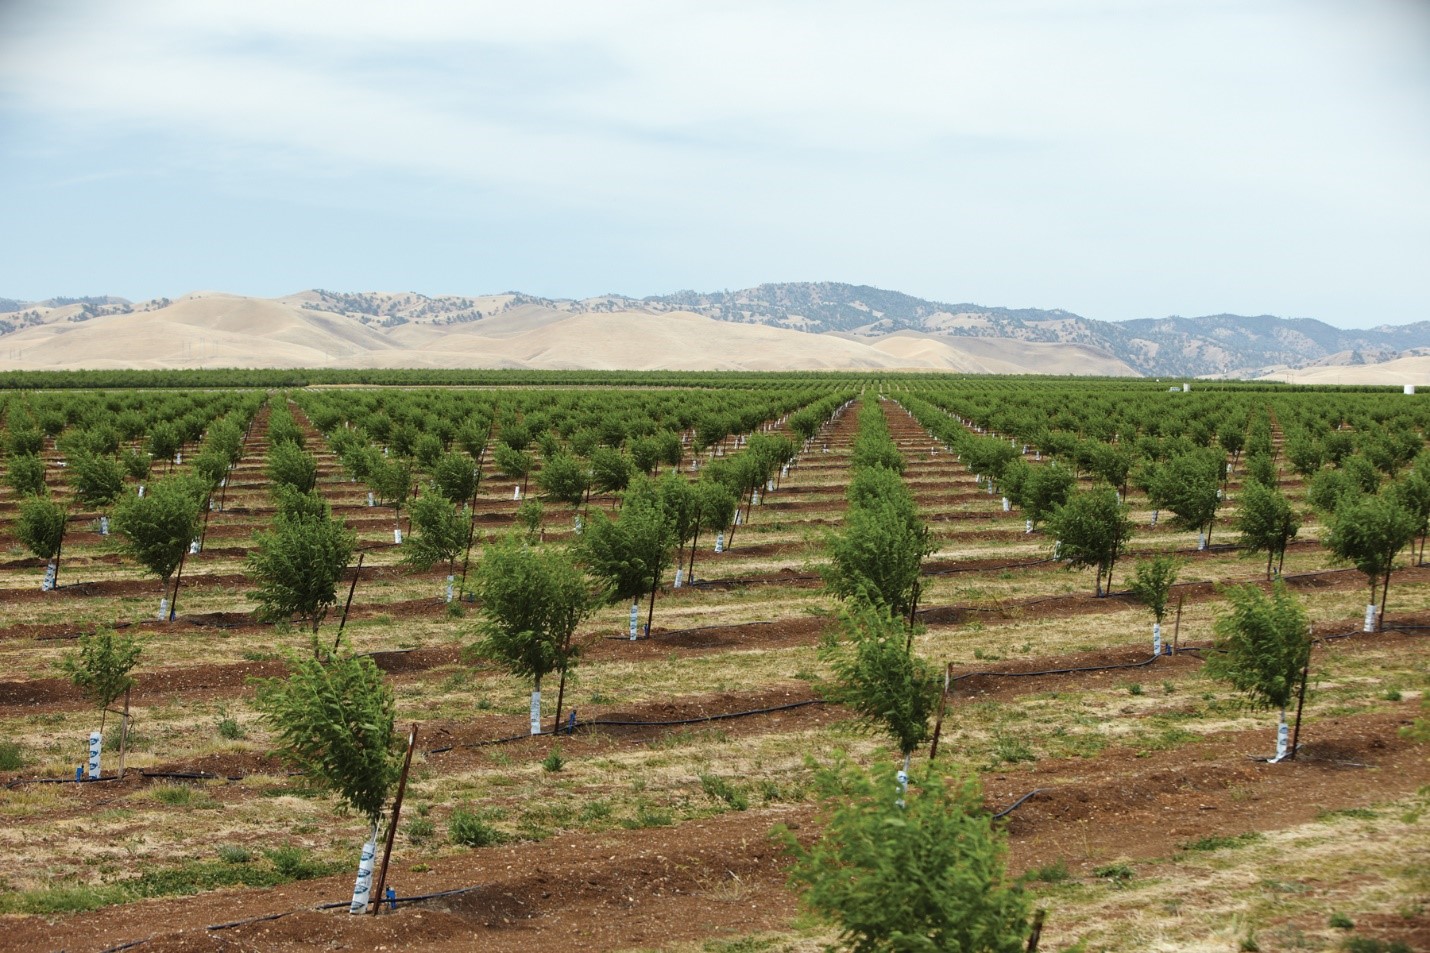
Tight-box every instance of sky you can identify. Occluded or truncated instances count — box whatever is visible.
[1,1,1428,328]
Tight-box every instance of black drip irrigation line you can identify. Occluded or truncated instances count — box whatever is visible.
[604,620,776,642]
[425,699,825,754]
[951,652,1163,683]
[992,788,1047,820]
[97,936,155,953]
[104,886,488,952]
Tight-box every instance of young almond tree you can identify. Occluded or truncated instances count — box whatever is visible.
[472,537,596,735]
[1128,554,1181,654]
[820,600,940,788]
[1150,449,1223,549]
[1234,481,1301,579]
[60,630,141,778]
[683,477,737,585]
[248,491,356,636]
[1206,581,1311,762]
[16,496,67,591]
[253,638,401,913]
[824,476,934,628]
[1046,485,1132,596]
[368,456,414,542]
[66,450,125,512]
[579,477,676,639]
[266,441,319,495]
[112,475,204,619]
[780,756,1031,953]
[1325,492,1418,631]
[403,492,468,579]
[6,452,47,497]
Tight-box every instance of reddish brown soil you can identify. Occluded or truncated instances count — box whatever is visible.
[7,704,1423,953]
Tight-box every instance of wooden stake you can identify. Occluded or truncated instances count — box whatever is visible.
[1172,594,1185,655]
[371,725,418,915]
[1288,656,1310,761]
[334,552,365,652]
[117,688,131,780]
[168,546,189,622]
[1026,908,1047,952]
[928,664,951,761]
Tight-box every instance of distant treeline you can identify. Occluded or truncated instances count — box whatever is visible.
[0,367,1405,393]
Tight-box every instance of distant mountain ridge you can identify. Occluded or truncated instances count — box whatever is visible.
[631,283,1430,377]
[2,282,1427,377]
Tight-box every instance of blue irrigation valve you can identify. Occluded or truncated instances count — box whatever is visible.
[386,887,396,910]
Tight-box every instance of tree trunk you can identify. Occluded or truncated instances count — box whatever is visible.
[117,688,130,779]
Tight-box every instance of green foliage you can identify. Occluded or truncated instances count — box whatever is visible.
[492,442,534,487]
[1325,492,1418,609]
[515,498,545,541]
[60,630,142,718]
[590,446,635,497]
[403,493,468,570]
[1284,434,1324,478]
[1308,467,1361,515]
[449,807,506,847]
[542,746,565,773]
[67,451,124,508]
[247,497,355,633]
[538,451,590,510]
[780,756,1030,953]
[1128,554,1181,623]
[700,773,749,811]
[146,422,182,463]
[0,740,23,771]
[850,399,905,473]
[15,496,66,561]
[1148,450,1222,537]
[820,603,940,758]
[5,452,46,497]
[1234,481,1301,578]
[121,447,152,482]
[265,441,318,495]
[1206,581,1310,712]
[473,536,596,691]
[112,476,203,585]
[431,451,479,503]
[1242,453,1277,489]
[1018,462,1075,527]
[271,484,329,522]
[826,468,933,622]
[1047,486,1132,595]
[578,478,676,605]
[367,455,414,513]
[695,476,738,534]
[190,449,229,488]
[252,638,400,826]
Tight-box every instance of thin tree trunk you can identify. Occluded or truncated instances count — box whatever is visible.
[687,527,701,583]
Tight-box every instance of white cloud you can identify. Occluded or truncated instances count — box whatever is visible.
[1,0,1427,321]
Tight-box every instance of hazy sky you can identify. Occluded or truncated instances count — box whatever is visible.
[2,1,1427,328]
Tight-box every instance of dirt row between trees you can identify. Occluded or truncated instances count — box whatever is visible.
[8,702,1423,953]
